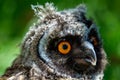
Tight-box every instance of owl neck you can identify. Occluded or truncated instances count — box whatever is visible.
[31,63,104,80]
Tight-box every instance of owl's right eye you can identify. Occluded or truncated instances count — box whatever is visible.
[57,41,71,55]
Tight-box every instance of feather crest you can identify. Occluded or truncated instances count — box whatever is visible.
[31,3,57,20]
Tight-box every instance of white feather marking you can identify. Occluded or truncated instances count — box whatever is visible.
[38,33,51,63]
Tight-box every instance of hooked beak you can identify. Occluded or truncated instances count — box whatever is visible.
[82,41,97,66]
[67,41,97,73]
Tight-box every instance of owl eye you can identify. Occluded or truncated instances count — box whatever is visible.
[91,36,98,46]
[58,41,71,54]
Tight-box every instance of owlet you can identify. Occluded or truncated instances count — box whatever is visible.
[0,3,107,80]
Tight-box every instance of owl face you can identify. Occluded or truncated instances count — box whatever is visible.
[37,6,105,78]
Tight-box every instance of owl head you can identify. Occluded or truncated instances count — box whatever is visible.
[7,3,107,80]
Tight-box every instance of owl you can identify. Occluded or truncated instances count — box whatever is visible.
[0,3,107,80]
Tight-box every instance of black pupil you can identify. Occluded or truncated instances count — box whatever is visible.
[62,44,68,50]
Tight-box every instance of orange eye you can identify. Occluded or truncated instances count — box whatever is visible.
[58,41,71,54]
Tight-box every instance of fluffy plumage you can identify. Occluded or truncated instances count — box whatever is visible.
[0,3,107,80]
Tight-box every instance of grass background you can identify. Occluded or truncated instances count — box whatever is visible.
[0,0,120,80]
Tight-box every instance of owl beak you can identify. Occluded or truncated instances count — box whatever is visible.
[68,41,97,71]
[82,41,97,66]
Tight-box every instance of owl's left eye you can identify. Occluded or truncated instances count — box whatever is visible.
[58,41,71,55]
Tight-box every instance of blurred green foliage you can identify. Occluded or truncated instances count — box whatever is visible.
[0,0,120,80]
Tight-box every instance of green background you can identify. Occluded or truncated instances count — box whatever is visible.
[0,0,120,80]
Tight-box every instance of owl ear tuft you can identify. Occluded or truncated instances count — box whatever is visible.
[31,3,57,20]
[73,4,93,28]
[76,4,87,15]
[88,24,102,47]
[73,4,86,19]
